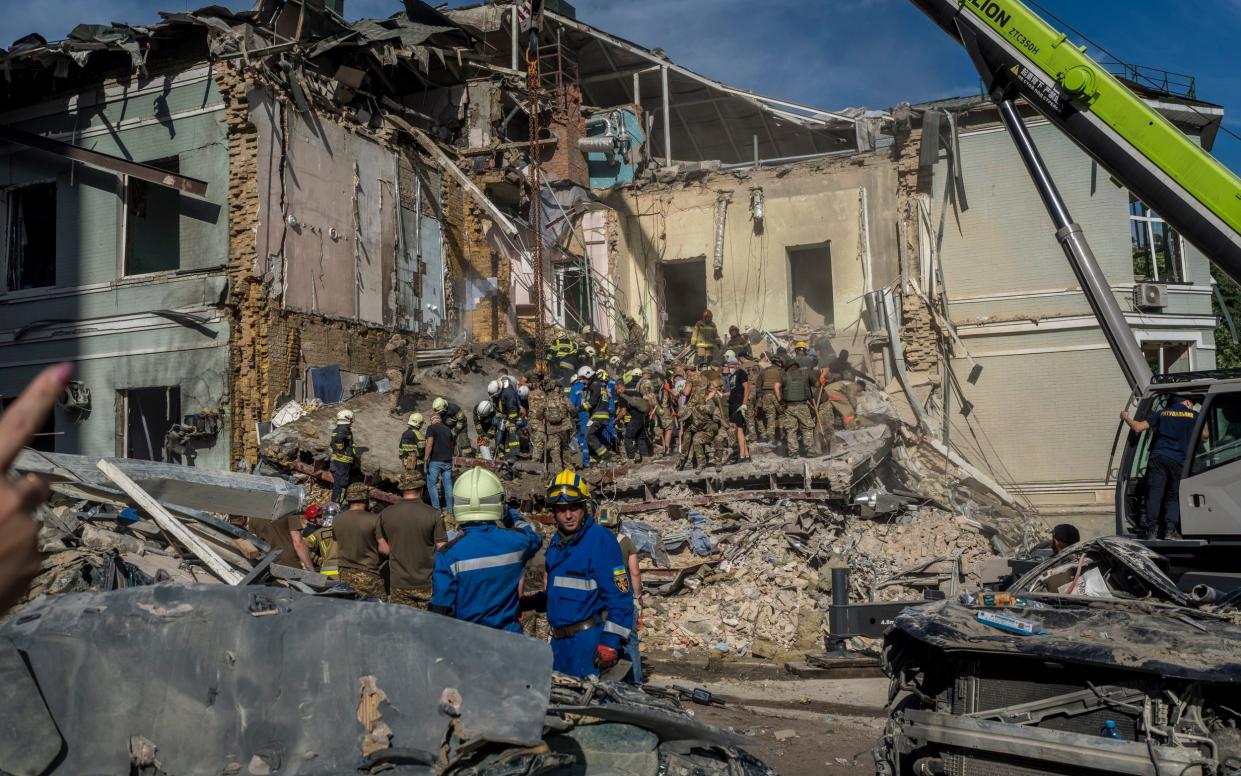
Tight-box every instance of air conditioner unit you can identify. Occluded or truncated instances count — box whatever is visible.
[1134,282,1168,311]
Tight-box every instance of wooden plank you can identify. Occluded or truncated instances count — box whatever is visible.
[96,459,245,584]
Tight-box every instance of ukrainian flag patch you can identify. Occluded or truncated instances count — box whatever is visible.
[613,566,630,594]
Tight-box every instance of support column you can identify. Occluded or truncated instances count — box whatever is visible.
[661,64,671,166]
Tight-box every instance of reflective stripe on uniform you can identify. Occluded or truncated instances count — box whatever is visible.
[552,576,598,591]
[602,620,631,639]
[450,550,526,575]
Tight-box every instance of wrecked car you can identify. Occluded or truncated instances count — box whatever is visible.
[0,585,777,776]
[876,537,1241,776]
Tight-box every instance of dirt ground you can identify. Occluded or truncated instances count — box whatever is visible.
[645,654,887,776]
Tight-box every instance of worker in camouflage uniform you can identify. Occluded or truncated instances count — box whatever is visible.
[384,333,412,415]
[823,350,862,430]
[739,353,760,441]
[778,358,818,458]
[335,482,388,599]
[755,352,784,442]
[527,380,549,471]
[541,379,574,473]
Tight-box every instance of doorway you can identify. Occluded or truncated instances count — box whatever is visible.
[660,259,706,341]
[787,243,834,327]
[123,386,182,461]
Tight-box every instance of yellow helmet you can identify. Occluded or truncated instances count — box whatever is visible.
[432,397,448,413]
[546,469,590,506]
[795,340,809,351]
[408,412,424,428]
[452,467,505,523]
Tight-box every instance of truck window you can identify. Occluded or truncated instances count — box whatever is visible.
[1189,394,1241,476]
[1127,395,1169,481]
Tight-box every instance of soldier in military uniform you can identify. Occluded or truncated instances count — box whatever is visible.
[755,353,784,442]
[384,332,413,415]
[541,379,574,473]
[778,359,818,458]
[526,380,549,471]
[335,482,388,599]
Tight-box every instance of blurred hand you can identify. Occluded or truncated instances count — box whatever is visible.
[0,363,73,613]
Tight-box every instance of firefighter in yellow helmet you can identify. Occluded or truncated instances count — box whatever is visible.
[533,470,635,678]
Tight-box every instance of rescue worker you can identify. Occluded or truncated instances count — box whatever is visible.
[433,397,472,457]
[537,471,634,678]
[384,332,412,415]
[618,388,651,462]
[542,379,575,473]
[725,325,751,360]
[676,388,721,471]
[739,352,760,442]
[549,329,579,387]
[723,357,751,463]
[584,368,612,464]
[1121,396,1199,539]
[398,412,426,470]
[329,409,357,504]
[793,340,818,371]
[755,352,784,442]
[690,308,722,365]
[527,380,549,471]
[380,472,446,609]
[249,505,315,571]
[304,503,340,578]
[473,399,497,457]
[597,503,642,684]
[430,467,543,632]
[497,376,522,462]
[569,367,594,468]
[621,313,645,362]
[335,482,388,599]
[580,345,599,372]
[778,357,818,457]
[823,350,862,429]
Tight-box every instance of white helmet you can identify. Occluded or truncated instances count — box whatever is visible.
[608,355,621,366]
[723,349,736,361]
[432,397,448,413]
[518,385,530,399]
[486,380,501,396]
[585,345,597,357]
[452,467,506,524]
[476,399,495,417]
[577,366,595,380]
[336,409,354,425]
[407,412,424,428]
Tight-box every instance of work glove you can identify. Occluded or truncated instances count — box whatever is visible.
[593,644,620,671]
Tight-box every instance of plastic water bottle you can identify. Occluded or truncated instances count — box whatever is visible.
[1100,720,1123,740]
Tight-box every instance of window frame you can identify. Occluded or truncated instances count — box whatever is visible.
[2,178,59,294]
[121,155,182,278]
[1130,195,1188,284]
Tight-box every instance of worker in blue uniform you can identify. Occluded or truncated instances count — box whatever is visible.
[584,370,612,464]
[568,366,593,468]
[538,470,634,677]
[429,467,543,633]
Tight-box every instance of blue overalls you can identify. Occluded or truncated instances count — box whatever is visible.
[544,517,635,677]
[568,380,590,467]
[430,511,543,633]
[603,378,619,446]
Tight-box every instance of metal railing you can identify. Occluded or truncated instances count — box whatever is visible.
[1102,60,1197,100]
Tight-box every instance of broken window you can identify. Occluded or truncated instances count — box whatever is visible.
[1141,340,1192,374]
[125,156,181,276]
[787,243,833,327]
[122,386,181,461]
[660,259,706,340]
[0,395,54,451]
[555,264,593,332]
[4,182,56,291]
[1130,195,1185,283]
[1190,393,1241,476]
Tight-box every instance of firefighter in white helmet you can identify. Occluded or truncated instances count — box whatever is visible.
[329,408,357,504]
[429,467,542,632]
[398,412,425,470]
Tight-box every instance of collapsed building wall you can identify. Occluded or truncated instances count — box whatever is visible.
[605,153,900,341]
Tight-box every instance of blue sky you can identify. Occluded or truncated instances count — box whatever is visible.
[8,0,1241,174]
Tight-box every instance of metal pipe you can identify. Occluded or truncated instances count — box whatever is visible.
[718,148,856,171]
[510,4,519,71]
[632,71,640,105]
[996,99,1152,396]
[753,134,759,168]
[660,64,671,165]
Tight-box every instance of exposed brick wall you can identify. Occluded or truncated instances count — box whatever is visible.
[218,64,270,466]
[543,81,588,187]
[892,117,944,374]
